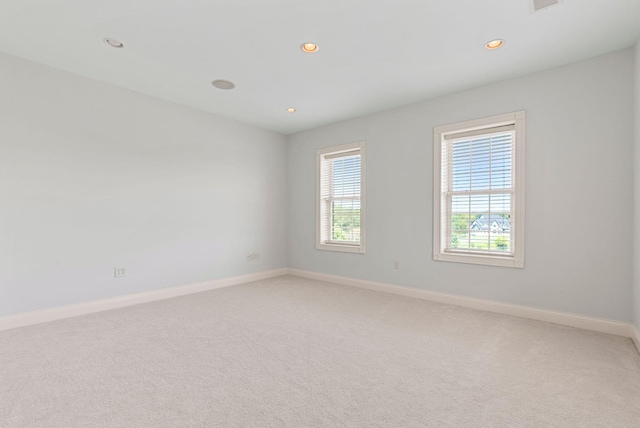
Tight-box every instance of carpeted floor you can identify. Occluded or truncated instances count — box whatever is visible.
[1,275,639,427]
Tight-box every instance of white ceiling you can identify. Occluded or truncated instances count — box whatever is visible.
[1,0,639,135]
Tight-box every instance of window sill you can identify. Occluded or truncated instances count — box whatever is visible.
[317,243,365,254]
[434,252,523,268]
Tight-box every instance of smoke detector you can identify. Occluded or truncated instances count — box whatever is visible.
[529,0,563,13]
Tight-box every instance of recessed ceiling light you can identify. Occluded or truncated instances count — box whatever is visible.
[300,42,319,53]
[211,80,235,90]
[103,38,124,48]
[485,39,504,50]
[286,108,296,113]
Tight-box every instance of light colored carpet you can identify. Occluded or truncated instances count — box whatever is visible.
[1,275,639,427]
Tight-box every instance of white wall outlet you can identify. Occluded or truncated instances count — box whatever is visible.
[246,252,260,262]
[393,260,400,270]
[114,267,127,278]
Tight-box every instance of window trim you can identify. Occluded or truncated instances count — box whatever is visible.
[433,111,525,268]
[316,141,366,254]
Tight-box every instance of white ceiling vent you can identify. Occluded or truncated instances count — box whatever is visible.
[530,0,563,13]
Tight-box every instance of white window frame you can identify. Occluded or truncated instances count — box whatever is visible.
[433,111,525,268]
[316,141,366,254]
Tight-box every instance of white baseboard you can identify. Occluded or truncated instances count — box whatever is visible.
[632,324,640,354]
[0,268,287,332]
[4,267,638,355]
[287,269,636,340]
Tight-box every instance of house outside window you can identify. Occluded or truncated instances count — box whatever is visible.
[433,112,525,268]
[316,141,366,253]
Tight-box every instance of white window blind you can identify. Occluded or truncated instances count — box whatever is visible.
[433,111,525,268]
[443,127,514,255]
[317,142,366,253]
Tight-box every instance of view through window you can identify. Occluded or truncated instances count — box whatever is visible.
[326,154,361,242]
[447,130,513,254]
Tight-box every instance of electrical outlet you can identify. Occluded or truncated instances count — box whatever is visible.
[246,252,260,262]
[393,260,400,270]
[114,267,127,278]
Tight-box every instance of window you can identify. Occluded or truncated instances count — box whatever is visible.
[433,111,525,268]
[316,141,366,253]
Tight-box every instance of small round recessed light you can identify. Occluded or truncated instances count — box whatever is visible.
[103,38,124,48]
[286,108,296,113]
[485,39,504,50]
[300,42,319,53]
[211,79,235,90]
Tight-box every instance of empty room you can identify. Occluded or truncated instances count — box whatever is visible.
[1,0,640,426]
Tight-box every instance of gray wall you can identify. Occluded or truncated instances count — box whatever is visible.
[288,48,635,322]
[0,53,288,317]
[634,41,640,329]
[2,46,637,324]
